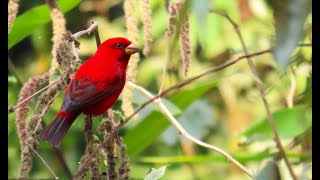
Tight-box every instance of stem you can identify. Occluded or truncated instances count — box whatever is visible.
[53,147,73,179]
[28,144,59,179]
[40,120,73,179]
[72,21,99,62]
[8,79,59,114]
[128,82,253,178]
[158,38,170,95]
[93,23,101,48]
[211,10,298,180]
[287,68,296,108]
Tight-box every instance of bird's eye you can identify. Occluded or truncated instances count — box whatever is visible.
[115,43,122,48]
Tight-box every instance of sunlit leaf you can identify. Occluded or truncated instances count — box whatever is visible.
[241,106,312,142]
[144,165,169,180]
[8,0,82,50]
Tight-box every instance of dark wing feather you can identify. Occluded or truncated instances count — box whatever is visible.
[61,77,122,113]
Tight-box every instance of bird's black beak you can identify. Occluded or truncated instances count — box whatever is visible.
[124,43,139,55]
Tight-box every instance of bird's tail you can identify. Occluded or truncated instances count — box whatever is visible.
[39,111,78,147]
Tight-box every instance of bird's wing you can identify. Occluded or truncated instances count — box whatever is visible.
[61,76,123,113]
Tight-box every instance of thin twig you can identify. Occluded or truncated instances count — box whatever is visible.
[159,1,190,94]
[38,121,73,179]
[211,10,298,179]
[28,144,59,179]
[158,39,170,95]
[73,21,99,39]
[93,21,101,48]
[43,90,62,115]
[44,91,73,179]
[72,21,99,62]
[287,68,296,108]
[128,82,253,178]
[8,79,59,114]
[53,147,73,179]
[39,90,72,179]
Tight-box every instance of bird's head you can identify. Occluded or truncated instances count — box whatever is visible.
[97,37,139,63]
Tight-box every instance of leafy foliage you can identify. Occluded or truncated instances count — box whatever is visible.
[8,0,81,49]
[241,106,312,142]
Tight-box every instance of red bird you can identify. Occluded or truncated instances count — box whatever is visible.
[40,37,139,146]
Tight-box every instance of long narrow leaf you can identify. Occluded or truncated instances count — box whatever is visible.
[8,0,81,50]
[136,151,309,164]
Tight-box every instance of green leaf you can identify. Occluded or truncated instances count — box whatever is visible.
[144,165,169,180]
[241,106,312,142]
[266,0,311,69]
[193,13,223,58]
[132,89,181,116]
[8,0,82,50]
[124,81,218,157]
[162,100,215,145]
[254,160,281,180]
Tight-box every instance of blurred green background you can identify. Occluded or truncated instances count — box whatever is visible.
[8,0,312,179]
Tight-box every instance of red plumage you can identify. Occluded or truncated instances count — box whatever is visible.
[40,37,139,146]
